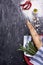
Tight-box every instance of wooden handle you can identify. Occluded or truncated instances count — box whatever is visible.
[26,20,42,49]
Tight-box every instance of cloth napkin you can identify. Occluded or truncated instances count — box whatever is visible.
[30,46,43,65]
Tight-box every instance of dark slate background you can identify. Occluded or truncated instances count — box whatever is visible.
[0,0,30,65]
[0,0,43,65]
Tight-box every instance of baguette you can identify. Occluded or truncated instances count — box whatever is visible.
[26,20,42,49]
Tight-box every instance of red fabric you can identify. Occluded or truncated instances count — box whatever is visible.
[20,0,32,10]
[24,56,33,65]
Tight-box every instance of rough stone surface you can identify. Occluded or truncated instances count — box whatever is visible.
[0,0,29,65]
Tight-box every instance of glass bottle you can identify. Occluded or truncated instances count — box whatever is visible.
[32,8,40,33]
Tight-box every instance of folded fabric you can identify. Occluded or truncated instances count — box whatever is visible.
[30,46,43,65]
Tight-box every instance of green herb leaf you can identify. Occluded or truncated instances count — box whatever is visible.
[18,42,38,56]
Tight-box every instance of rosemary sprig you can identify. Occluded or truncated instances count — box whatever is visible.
[18,42,38,56]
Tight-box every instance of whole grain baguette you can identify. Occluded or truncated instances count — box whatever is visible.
[26,20,42,49]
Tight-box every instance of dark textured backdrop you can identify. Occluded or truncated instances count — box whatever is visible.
[0,0,30,65]
[0,0,43,65]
